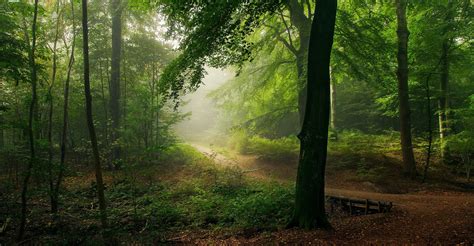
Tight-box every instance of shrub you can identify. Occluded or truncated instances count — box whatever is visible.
[228,129,251,154]
[247,136,299,161]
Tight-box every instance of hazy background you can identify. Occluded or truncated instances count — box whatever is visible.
[174,68,233,143]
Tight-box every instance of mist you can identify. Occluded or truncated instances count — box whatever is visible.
[174,68,233,143]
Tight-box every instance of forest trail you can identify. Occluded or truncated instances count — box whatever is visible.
[188,143,474,244]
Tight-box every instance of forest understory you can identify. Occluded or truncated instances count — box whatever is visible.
[1,142,472,245]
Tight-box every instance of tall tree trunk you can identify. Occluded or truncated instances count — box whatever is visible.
[0,114,4,149]
[81,0,108,229]
[286,0,311,127]
[395,0,416,177]
[330,68,336,130]
[51,0,76,213]
[98,60,109,149]
[290,0,336,229]
[18,0,39,241]
[109,0,122,167]
[296,56,307,126]
[48,0,62,213]
[438,40,449,160]
[438,1,453,162]
[423,71,434,183]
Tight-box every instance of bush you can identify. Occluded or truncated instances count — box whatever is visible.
[228,130,299,160]
[247,136,299,161]
[328,130,400,155]
[228,130,251,154]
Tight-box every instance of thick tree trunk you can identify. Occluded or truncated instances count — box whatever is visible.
[82,0,108,229]
[110,0,122,166]
[52,0,76,213]
[18,0,39,241]
[395,0,416,177]
[290,0,336,229]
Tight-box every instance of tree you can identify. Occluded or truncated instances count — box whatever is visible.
[110,0,123,167]
[18,0,39,241]
[81,0,108,229]
[395,0,416,177]
[50,0,77,213]
[47,0,62,213]
[277,0,311,126]
[158,0,337,229]
[438,1,455,161]
[289,0,337,229]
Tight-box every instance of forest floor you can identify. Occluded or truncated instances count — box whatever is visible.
[1,143,473,244]
[177,143,474,245]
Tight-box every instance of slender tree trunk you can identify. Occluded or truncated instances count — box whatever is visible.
[48,0,62,213]
[395,0,416,177]
[438,1,454,163]
[330,68,336,130]
[296,57,307,126]
[18,0,39,241]
[286,0,311,127]
[150,64,155,147]
[52,0,76,213]
[0,114,4,149]
[81,0,108,229]
[110,0,122,167]
[290,0,337,229]
[438,39,450,162]
[423,73,433,183]
[99,60,109,148]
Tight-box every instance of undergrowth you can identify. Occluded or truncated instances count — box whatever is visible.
[0,144,294,244]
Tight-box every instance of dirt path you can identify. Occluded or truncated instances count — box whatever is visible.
[189,143,474,244]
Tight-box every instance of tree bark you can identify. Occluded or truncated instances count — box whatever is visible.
[18,0,39,241]
[395,0,416,177]
[110,0,122,166]
[290,0,337,229]
[82,0,108,229]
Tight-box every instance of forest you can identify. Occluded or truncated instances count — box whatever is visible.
[0,0,473,244]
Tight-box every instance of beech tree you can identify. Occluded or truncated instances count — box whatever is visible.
[395,0,417,177]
